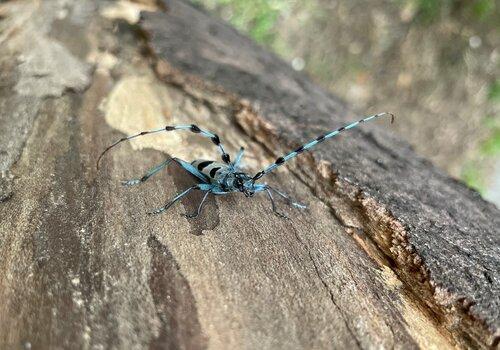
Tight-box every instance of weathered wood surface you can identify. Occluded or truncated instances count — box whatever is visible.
[0,0,498,349]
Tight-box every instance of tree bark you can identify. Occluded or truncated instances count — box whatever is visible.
[0,0,498,349]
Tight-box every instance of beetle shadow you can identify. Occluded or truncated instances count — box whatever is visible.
[169,161,220,235]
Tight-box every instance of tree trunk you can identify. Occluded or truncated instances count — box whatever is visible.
[0,0,498,349]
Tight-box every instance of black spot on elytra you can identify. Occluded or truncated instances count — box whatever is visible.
[197,161,213,171]
[209,167,220,178]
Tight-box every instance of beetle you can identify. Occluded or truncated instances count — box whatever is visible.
[97,112,394,218]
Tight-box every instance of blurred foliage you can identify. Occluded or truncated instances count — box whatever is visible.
[409,0,454,22]
[192,0,290,45]
[489,79,500,102]
[462,77,499,190]
[462,162,486,194]
[481,116,500,156]
[193,0,498,48]
[405,0,497,23]
[482,82,500,158]
[481,129,500,156]
[463,79,499,189]
[471,0,496,20]
[463,115,500,193]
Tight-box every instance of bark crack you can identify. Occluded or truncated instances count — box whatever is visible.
[289,224,364,350]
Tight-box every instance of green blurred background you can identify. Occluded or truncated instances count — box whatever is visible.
[192,0,500,207]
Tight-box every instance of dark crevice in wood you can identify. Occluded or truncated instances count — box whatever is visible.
[147,235,207,350]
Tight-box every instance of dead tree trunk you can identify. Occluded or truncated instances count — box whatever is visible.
[0,0,498,349]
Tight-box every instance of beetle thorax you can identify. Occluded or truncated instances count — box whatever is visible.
[190,159,255,195]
